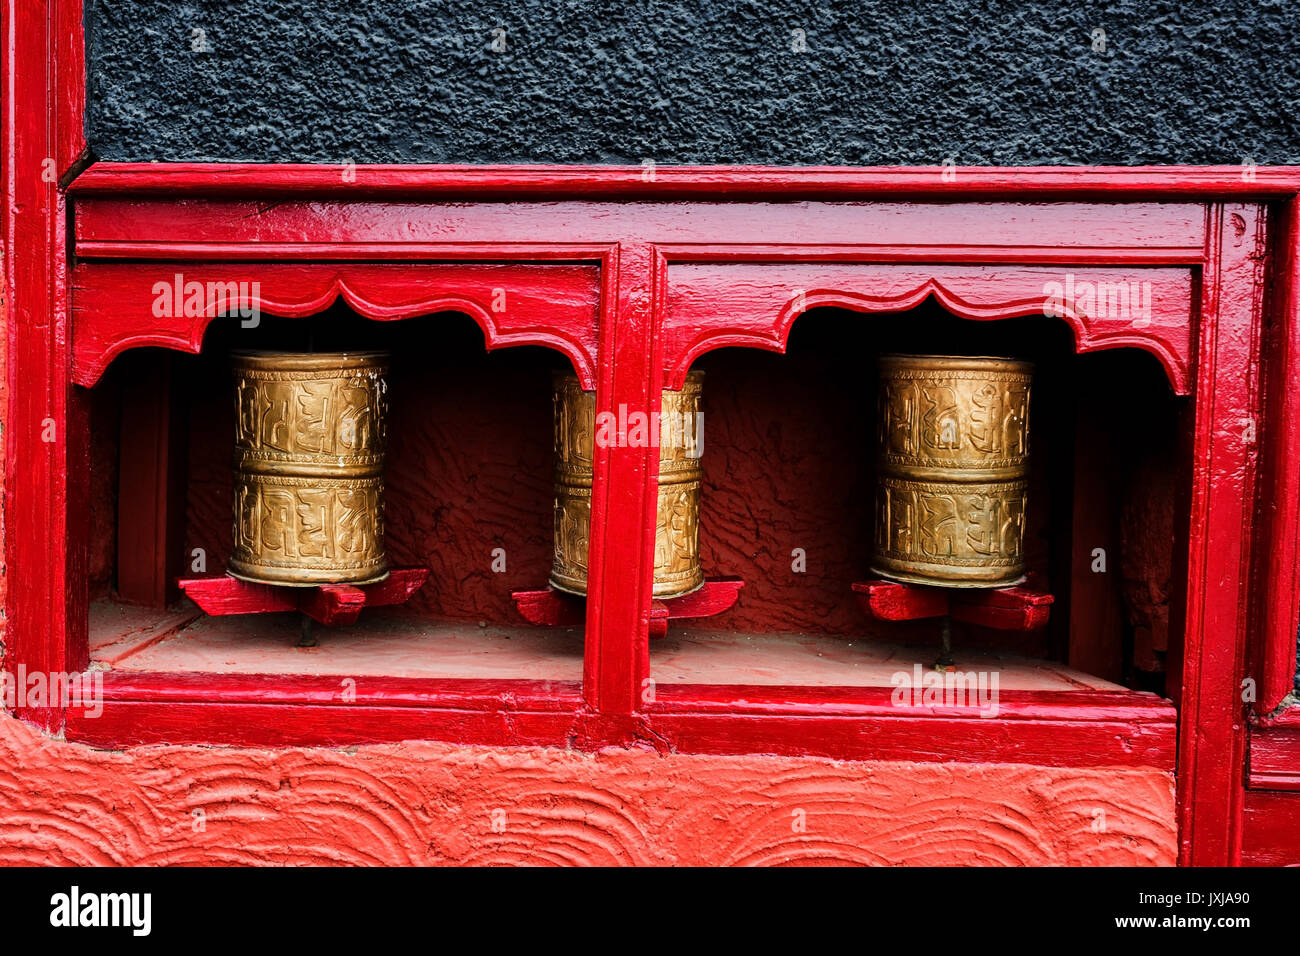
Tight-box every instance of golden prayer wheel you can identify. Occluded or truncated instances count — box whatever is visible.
[551,370,705,599]
[228,350,390,586]
[871,354,1032,588]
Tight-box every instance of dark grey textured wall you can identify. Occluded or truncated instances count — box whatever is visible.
[87,0,1300,165]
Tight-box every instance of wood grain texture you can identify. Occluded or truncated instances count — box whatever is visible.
[0,712,1174,866]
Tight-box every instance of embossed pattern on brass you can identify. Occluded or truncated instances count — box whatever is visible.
[551,370,705,599]
[229,351,391,586]
[871,354,1032,588]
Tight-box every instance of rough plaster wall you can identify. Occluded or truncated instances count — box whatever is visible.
[0,715,1174,865]
[86,0,1300,165]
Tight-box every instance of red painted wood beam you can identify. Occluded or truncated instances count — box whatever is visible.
[2,0,87,731]
[62,670,1176,769]
[1257,197,1300,713]
[582,243,662,714]
[1176,204,1263,867]
[68,162,1300,199]
[661,263,1194,395]
[53,0,87,179]
[70,202,1209,269]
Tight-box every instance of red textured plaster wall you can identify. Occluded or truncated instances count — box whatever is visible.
[0,714,1174,865]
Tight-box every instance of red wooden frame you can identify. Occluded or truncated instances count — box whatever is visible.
[2,0,89,738]
[7,0,1300,869]
[41,177,1260,864]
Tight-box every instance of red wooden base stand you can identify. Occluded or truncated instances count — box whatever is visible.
[179,567,430,627]
[852,577,1054,631]
[513,576,744,638]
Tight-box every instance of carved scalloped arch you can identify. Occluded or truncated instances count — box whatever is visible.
[74,274,597,389]
[668,276,1189,395]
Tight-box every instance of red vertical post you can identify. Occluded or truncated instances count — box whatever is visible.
[53,0,88,180]
[2,1,87,727]
[1177,203,1267,866]
[583,242,661,716]
[1257,198,1300,713]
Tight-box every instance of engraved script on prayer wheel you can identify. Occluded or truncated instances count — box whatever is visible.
[551,370,705,599]
[872,354,1032,588]
[229,351,390,586]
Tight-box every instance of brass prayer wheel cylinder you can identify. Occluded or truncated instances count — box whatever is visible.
[228,350,390,586]
[871,354,1032,588]
[551,370,705,599]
